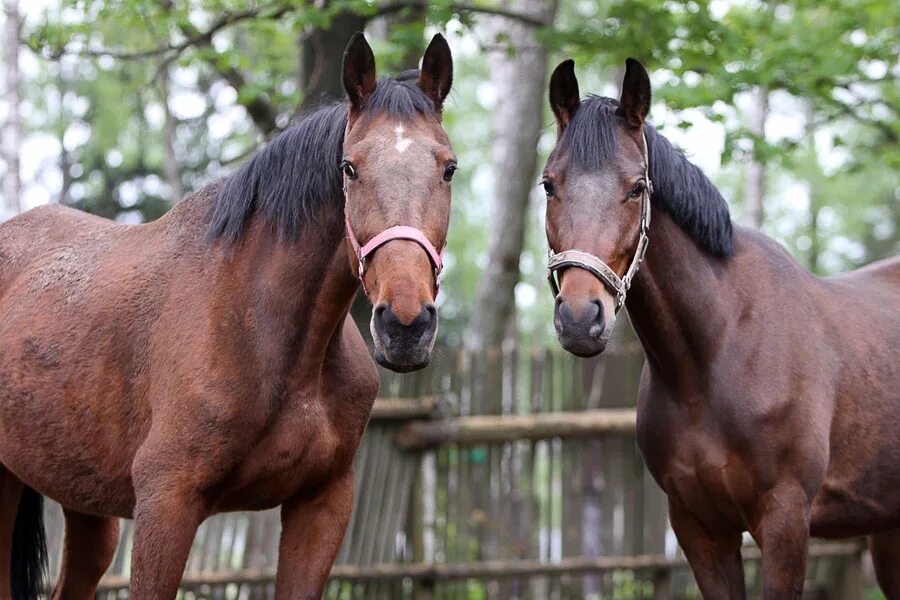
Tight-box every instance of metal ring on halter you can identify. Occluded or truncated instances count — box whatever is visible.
[546,132,652,313]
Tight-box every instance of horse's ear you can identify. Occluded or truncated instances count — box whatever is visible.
[418,33,453,111]
[617,58,651,128]
[549,59,580,134]
[343,32,377,111]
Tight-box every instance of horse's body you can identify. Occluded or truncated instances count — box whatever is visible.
[631,214,900,596]
[543,59,900,598]
[0,195,374,519]
[0,33,456,599]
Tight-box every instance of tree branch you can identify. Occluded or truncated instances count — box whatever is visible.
[375,1,550,28]
[826,98,899,144]
[175,19,283,136]
[71,4,292,61]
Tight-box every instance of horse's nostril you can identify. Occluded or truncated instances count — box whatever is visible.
[373,303,389,328]
[413,303,437,328]
[424,303,437,321]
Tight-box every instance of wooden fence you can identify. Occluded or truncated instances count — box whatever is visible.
[42,336,871,599]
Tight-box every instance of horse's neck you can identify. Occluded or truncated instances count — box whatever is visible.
[625,210,736,390]
[222,213,359,378]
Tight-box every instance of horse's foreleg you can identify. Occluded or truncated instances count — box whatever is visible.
[129,485,205,600]
[275,470,355,600]
[52,509,119,600]
[753,483,811,600]
[668,499,746,600]
[129,437,208,600]
[869,529,900,599]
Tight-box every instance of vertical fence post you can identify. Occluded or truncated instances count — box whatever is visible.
[652,568,672,600]
[413,450,437,600]
[837,544,864,600]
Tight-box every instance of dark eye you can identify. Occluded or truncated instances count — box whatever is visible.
[443,163,458,182]
[629,180,646,199]
[340,160,357,180]
[541,178,556,197]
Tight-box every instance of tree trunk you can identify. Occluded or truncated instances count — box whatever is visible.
[2,0,21,218]
[804,102,822,274]
[57,67,70,205]
[161,66,184,203]
[463,0,557,353]
[298,5,367,113]
[742,86,768,228]
[297,5,370,336]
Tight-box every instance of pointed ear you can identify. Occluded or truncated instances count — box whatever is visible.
[418,33,453,110]
[617,58,651,128]
[342,32,377,111]
[549,60,580,134]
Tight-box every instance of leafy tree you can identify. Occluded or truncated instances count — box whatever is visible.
[9,0,897,346]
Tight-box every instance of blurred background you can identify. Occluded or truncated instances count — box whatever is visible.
[0,0,897,598]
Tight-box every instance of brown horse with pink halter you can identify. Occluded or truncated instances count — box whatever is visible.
[0,33,455,599]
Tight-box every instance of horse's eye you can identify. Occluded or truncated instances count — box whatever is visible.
[443,163,458,182]
[629,181,646,199]
[541,179,556,198]
[340,161,358,180]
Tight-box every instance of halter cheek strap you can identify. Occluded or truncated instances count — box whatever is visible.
[547,132,653,312]
[345,215,444,298]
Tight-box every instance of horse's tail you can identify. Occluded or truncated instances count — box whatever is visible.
[11,486,48,600]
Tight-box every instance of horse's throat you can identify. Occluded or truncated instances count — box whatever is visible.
[625,212,733,387]
[227,222,360,377]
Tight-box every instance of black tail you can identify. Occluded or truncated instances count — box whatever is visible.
[11,486,47,600]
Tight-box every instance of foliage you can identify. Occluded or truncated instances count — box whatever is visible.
[7,0,898,343]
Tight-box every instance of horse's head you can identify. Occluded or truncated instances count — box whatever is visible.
[341,33,455,372]
[542,59,652,357]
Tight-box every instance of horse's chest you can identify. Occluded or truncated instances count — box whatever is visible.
[217,390,369,512]
[637,393,757,528]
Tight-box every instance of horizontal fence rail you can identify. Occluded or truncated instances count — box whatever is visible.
[90,540,865,591]
[395,408,638,450]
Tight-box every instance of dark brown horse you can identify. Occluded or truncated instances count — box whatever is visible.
[0,33,456,599]
[542,58,900,599]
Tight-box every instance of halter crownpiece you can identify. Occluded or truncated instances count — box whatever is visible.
[547,132,652,312]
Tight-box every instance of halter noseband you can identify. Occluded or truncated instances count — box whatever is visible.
[344,215,443,298]
[341,117,445,299]
[547,132,652,312]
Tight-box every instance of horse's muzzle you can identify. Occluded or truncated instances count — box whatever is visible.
[554,296,610,357]
[371,302,437,372]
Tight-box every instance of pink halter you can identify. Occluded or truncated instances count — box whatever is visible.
[345,215,444,298]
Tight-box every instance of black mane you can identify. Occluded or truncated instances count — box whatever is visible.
[563,95,734,258]
[208,74,435,244]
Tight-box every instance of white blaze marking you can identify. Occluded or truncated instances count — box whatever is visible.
[394,123,412,153]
